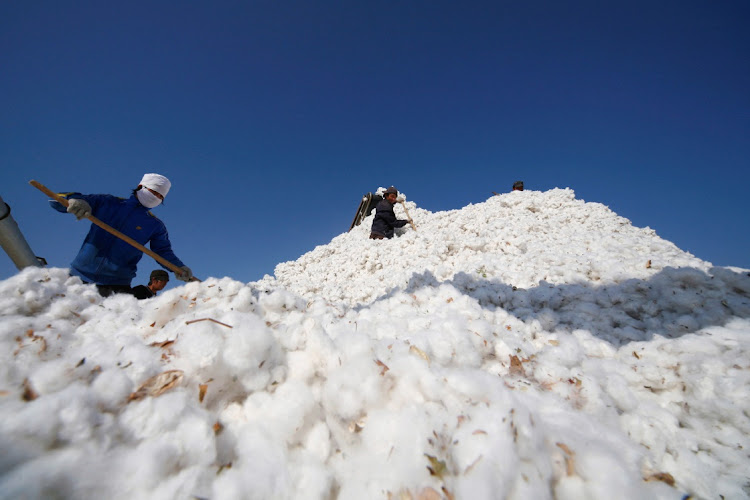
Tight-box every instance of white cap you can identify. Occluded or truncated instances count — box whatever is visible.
[139,173,171,197]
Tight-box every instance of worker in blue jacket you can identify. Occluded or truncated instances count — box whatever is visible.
[370,186,412,239]
[50,173,192,297]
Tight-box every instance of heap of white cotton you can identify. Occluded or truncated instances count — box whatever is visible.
[1,188,749,500]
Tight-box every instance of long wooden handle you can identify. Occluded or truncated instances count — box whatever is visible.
[30,180,199,282]
[399,201,417,231]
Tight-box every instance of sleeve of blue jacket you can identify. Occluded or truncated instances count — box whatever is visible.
[149,223,185,270]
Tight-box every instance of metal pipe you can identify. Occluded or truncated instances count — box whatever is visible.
[0,194,43,270]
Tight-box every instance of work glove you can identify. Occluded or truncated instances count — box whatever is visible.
[66,199,92,220]
[176,266,193,282]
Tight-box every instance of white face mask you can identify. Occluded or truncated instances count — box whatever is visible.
[136,189,162,208]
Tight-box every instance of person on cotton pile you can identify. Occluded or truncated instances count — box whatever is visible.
[131,269,170,300]
[370,186,412,240]
[49,173,193,297]
[512,181,524,191]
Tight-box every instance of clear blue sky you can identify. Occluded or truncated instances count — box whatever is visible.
[1,1,748,290]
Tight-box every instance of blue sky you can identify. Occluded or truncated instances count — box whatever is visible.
[1,1,748,290]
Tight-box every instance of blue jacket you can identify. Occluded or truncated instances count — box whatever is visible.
[370,199,408,239]
[51,193,184,285]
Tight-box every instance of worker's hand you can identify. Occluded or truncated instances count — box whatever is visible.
[176,266,193,282]
[66,199,92,220]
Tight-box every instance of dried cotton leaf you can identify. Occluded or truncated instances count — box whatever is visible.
[424,454,447,480]
[556,442,576,476]
[409,345,430,362]
[645,472,675,486]
[22,379,38,401]
[375,359,390,376]
[128,369,184,402]
[150,339,175,348]
[509,355,525,376]
[416,487,441,500]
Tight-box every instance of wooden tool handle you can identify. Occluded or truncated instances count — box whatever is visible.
[399,201,417,231]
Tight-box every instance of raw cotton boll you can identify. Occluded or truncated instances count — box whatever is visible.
[203,277,245,299]
[54,384,100,443]
[554,475,587,500]
[299,322,339,372]
[573,329,617,358]
[0,428,45,478]
[286,350,317,382]
[259,288,304,314]
[714,266,750,294]
[531,362,572,389]
[3,393,62,447]
[147,466,207,500]
[334,330,374,360]
[602,372,639,412]
[173,324,224,370]
[222,315,279,392]
[45,294,91,320]
[353,407,437,488]
[288,454,334,500]
[225,284,258,313]
[212,428,290,500]
[170,413,217,466]
[274,319,306,351]
[283,309,307,336]
[509,461,558,500]
[91,368,134,410]
[464,236,487,251]
[417,329,455,366]
[0,448,85,499]
[241,382,315,444]
[0,268,52,315]
[301,420,332,462]
[322,356,383,421]
[574,445,648,499]
[511,407,547,461]
[619,407,682,465]
[114,438,183,492]
[441,328,483,367]
[141,295,192,328]
[493,339,515,363]
[468,317,493,340]
[537,335,584,368]
[119,391,191,441]
[533,307,560,332]
[28,358,71,394]
[435,264,452,280]
[19,287,52,315]
[451,452,516,499]
[675,314,699,331]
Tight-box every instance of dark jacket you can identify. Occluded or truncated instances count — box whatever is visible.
[131,285,155,300]
[51,193,184,286]
[370,199,408,239]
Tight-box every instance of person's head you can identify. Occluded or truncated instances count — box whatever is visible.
[383,186,399,203]
[148,269,169,293]
[512,181,524,191]
[135,174,171,208]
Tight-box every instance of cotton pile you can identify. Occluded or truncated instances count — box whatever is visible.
[1,189,748,500]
